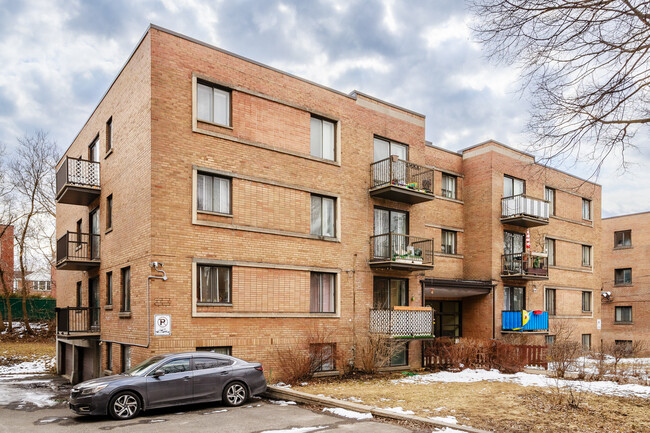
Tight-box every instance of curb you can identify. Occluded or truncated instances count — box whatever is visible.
[264,385,491,433]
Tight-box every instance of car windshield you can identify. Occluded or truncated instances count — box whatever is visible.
[125,355,166,376]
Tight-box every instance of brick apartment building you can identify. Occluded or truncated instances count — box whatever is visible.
[54,25,601,383]
[601,211,650,352]
[0,225,14,301]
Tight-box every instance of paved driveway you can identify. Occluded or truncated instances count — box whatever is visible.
[0,375,414,433]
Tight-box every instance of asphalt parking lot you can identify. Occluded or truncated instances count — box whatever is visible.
[0,374,416,433]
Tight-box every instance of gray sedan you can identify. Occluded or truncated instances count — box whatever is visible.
[69,352,267,420]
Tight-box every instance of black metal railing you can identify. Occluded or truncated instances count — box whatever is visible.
[501,194,549,220]
[56,157,100,194]
[370,156,434,194]
[501,252,548,278]
[370,233,434,266]
[369,307,434,337]
[56,307,100,334]
[56,232,100,264]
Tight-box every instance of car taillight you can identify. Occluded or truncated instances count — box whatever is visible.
[255,366,263,372]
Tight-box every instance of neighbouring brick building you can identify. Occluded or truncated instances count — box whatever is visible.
[54,25,602,383]
[13,270,55,298]
[0,225,13,301]
[601,211,650,353]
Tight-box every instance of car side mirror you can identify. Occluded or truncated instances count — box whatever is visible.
[153,369,165,378]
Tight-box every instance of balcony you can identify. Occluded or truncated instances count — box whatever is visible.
[370,156,434,204]
[370,233,434,271]
[501,252,548,280]
[56,232,100,271]
[501,194,549,227]
[56,157,100,206]
[56,307,100,336]
[502,310,548,332]
[369,307,434,338]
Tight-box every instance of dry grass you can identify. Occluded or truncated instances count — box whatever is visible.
[298,373,650,432]
[0,341,56,370]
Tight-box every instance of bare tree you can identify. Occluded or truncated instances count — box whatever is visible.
[470,1,650,177]
[0,144,18,333]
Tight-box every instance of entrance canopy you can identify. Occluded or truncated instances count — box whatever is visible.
[423,278,493,299]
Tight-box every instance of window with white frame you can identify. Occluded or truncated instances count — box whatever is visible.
[310,195,335,237]
[504,286,525,311]
[441,230,457,254]
[310,272,335,313]
[197,265,231,304]
[503,175,525,198]
[545,238,555,266]
[582,334,591,351]
[197,82,231,126]
[582,245,591,266]
[544,187,555,216]
[441,174,457,199]
[310,116,335,160]
[197,173,231,214]
[582,198,591,220]
[582,291,592,312]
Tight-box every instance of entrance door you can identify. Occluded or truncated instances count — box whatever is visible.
[427,300,461,339]
[89,208,100,260]
[88,277,99,331]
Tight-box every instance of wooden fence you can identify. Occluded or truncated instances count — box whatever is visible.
[423,342,548,369]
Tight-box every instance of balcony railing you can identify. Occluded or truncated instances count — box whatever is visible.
[502,310,548,332]
[369,156,434,204]
[56,307,100,335]
[56,231,100,271]
[369,307,434,338]
[56,157,100,205]
[501,252,548,279]
[370,233,434,270]
[501,194,549,227]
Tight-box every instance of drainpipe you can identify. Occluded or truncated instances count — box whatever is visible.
[101,262,167,349]
[492,281,496,340]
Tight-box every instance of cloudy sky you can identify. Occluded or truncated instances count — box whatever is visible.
[0,0,647,217]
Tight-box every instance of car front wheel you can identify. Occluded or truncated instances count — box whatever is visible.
[109,391,141,420]
[223,382,248,407]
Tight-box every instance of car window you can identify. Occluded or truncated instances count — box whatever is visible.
[157,358,190,375]
[193,357,233,370]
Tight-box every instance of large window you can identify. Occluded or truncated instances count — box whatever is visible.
[504,286,525,311]
[310,117,335,161]
[441,174,457,199]
[544,187,555,216]
[615,268,632,285]
[197,173,231,214]
[106,272,113,305]
[615,306,632,323]
[545,238,555,266]
[197,265,231,304]
[373,137,408,162]
[197,82,230,126]
[503,175,525,198]
[441,230,457,254]
[121,267,131,312]
[310,343,335,372]
[310,272,335,313]
[582,291,592,312]
[582,198,591,220]
[614,230,632,248]
[310,195,335,237]
[545,288,556,315]
[582,245,591,267]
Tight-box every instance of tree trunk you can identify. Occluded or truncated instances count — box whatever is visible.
[19,256,33,335]
[0,266,11,333]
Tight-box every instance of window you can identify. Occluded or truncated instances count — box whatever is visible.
[373,278,407,310]
[390,341,408,366]
[197,265,231,304]
[158,358,190,375]
[615,340,633,353]
[121,267,131,312]
[503,175,525,198]
[582,199,591,220]
[582,334,591,351]
[310,116,335,160]
[106,194,113,230]
[106,117,113,152]
[615,306,632,323]
[582,245,591,267]
[310,272,335,313]
[310,343,335,372]
[33,281,51,291]
[196,346,232,356]
[193,357,232,370]
[13,279,17,292]
[106,272,113,305]
[76,281,82,307]
[614,230,632,248]
[310,195,335,237]
[545,238,555,266]
[545,288,556,315]
[197,82,230,126]
[88,136,99,162]
[106,342,113,371]
[545,335,556,346]
[615,268,632,285]
[441,174,457,199]
[504,286,525,311]
[544,187,555,216]
[121,345,131,372]
[373,137,408,162]
[441,230,457,254]
[197,173,231,214]
[582,291,592,312]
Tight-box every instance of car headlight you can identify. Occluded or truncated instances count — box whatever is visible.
[80,384,108,395]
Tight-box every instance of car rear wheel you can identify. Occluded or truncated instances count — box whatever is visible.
[109,391,141,420]
[223,382,248,407]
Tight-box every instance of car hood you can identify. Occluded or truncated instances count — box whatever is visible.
[73,374,130,390]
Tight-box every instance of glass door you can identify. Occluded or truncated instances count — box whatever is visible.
[88,277,99,331]
[89,208,100,260]
[427,300,461,339]
[503,231,524,273]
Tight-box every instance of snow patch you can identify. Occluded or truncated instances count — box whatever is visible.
[382,406,414,415]
[268,400,297,406]
[429,415,457,424]
[260,426,328,433]
[0,356,55,375]
[323,407,372,420]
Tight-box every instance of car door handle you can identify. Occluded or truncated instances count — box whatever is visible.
[220,371,229,375]
[183,376,190,381]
